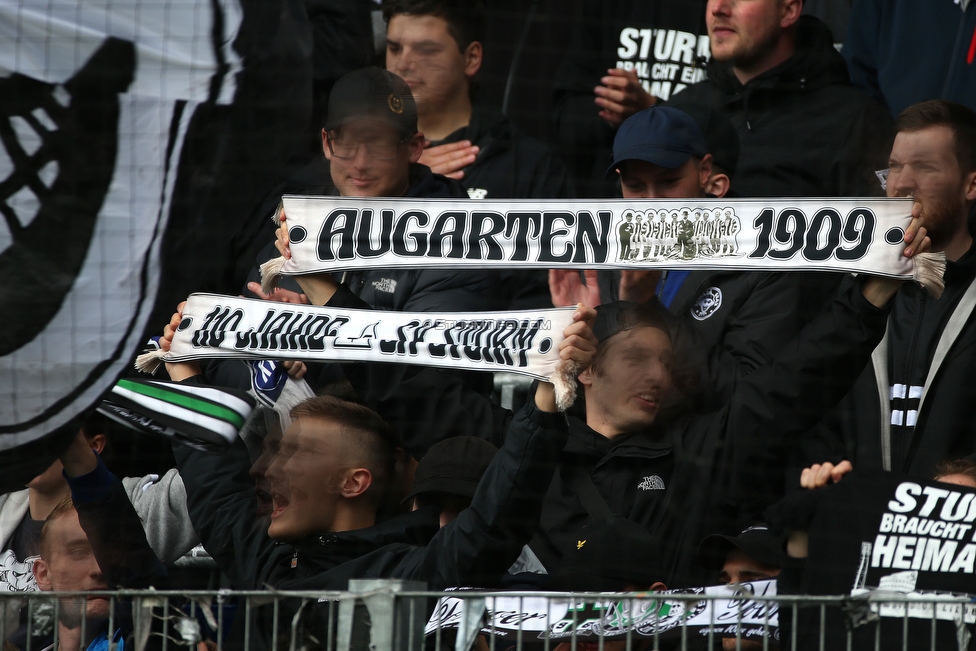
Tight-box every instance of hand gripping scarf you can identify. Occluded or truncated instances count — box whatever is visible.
[136,295,583,409]
[259,196,945,298]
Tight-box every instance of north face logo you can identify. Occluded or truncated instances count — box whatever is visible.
[638,475,666,491]
[371,278,397,293]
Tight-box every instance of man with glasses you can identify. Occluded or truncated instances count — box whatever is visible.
[242,67,504,316]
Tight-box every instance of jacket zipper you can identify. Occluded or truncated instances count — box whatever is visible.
[897,291,926,471]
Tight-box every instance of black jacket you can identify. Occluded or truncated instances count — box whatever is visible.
[207,163,507,392]
[802,227,976,479]
[174,396,567,591]
[435,105,572,201]
[242,162,507,312]
[667,16,893,198]
[328,279,891,588]
[551,0,709,197]
[665,270,841,411]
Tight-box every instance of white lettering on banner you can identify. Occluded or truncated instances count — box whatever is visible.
[870,481,976,584]
[273,197,922,279]
[615,27,709,100]
[164,294,574,382]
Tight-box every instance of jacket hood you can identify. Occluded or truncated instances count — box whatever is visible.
[290,506,439,571]
[707,16,849,95]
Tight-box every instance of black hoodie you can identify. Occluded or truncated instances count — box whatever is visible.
[668,16,893,198]
[435,105,572,201]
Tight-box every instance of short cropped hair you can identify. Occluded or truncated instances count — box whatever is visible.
[896,100,976,173]
[934,458,976,485]
[382,0,485,52]
[289,396,398,507]
[39,496,76,559]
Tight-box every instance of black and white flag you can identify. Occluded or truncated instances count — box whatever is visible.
[0,0,311,486]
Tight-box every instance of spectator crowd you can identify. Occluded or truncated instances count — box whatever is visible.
[6,0,976,649]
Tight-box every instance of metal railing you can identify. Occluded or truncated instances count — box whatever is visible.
[4,582,975,651]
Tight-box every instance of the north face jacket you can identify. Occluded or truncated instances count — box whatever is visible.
[327,279,891,588]
[209,162,506,392]
[801,221,976,479]
[242,162,506,313]
[551,0,709,197]
[844,0,976,117]
[667,16,893,198]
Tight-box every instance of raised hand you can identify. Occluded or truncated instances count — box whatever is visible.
[419,140,479,180]
[549,269,602,308]
[594,68,656,128]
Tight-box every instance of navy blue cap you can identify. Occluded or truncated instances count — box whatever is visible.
[606,106,709,178]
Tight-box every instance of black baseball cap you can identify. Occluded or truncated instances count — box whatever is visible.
[606,106,708,178]
[402,436,498,503]
[592,301,672,344]
[324,67,418,135]
[698,523,784,572]
[547,517,665,592]
[678,104,740,177]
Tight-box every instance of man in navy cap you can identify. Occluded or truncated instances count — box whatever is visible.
[552,105,840,412]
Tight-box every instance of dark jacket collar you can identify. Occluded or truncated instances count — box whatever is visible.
[291,506,439,566]
[564,416,672,461]
[706,16,849,96]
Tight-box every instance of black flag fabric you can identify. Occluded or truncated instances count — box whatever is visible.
[767,470,976,650]
[0,0,312,490]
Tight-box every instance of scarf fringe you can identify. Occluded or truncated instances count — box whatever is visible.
[134,349,166,375]
[914,251,947,299]
[552,359,580,412]
[259,256,286,295]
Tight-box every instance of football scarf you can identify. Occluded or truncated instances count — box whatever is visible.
[135,294,583,409]
[260,197,946,298]
[426,581,779,644]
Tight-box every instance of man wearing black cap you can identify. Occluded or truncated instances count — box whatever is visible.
[699,527,781,650]
[241,67,505,316]
[699,524,781,587]
[552,105,839,411]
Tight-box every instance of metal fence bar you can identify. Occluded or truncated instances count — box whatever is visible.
[3,587,974,651]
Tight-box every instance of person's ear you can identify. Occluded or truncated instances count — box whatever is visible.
[464,41,483,78]
[964,169,976,203]
[705,172,731,198]
[322,129,332,161]
[88,433,107,455]
[406,131,426,163]
[33,558,52,591]
[578,365,594,387]
[698,153,714,192]
[781,0,802,28]
[340,468,373,499]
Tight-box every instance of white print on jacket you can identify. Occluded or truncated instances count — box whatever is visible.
[889,383,923,428]
[0,549,38,592]
[638,475,666,491]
